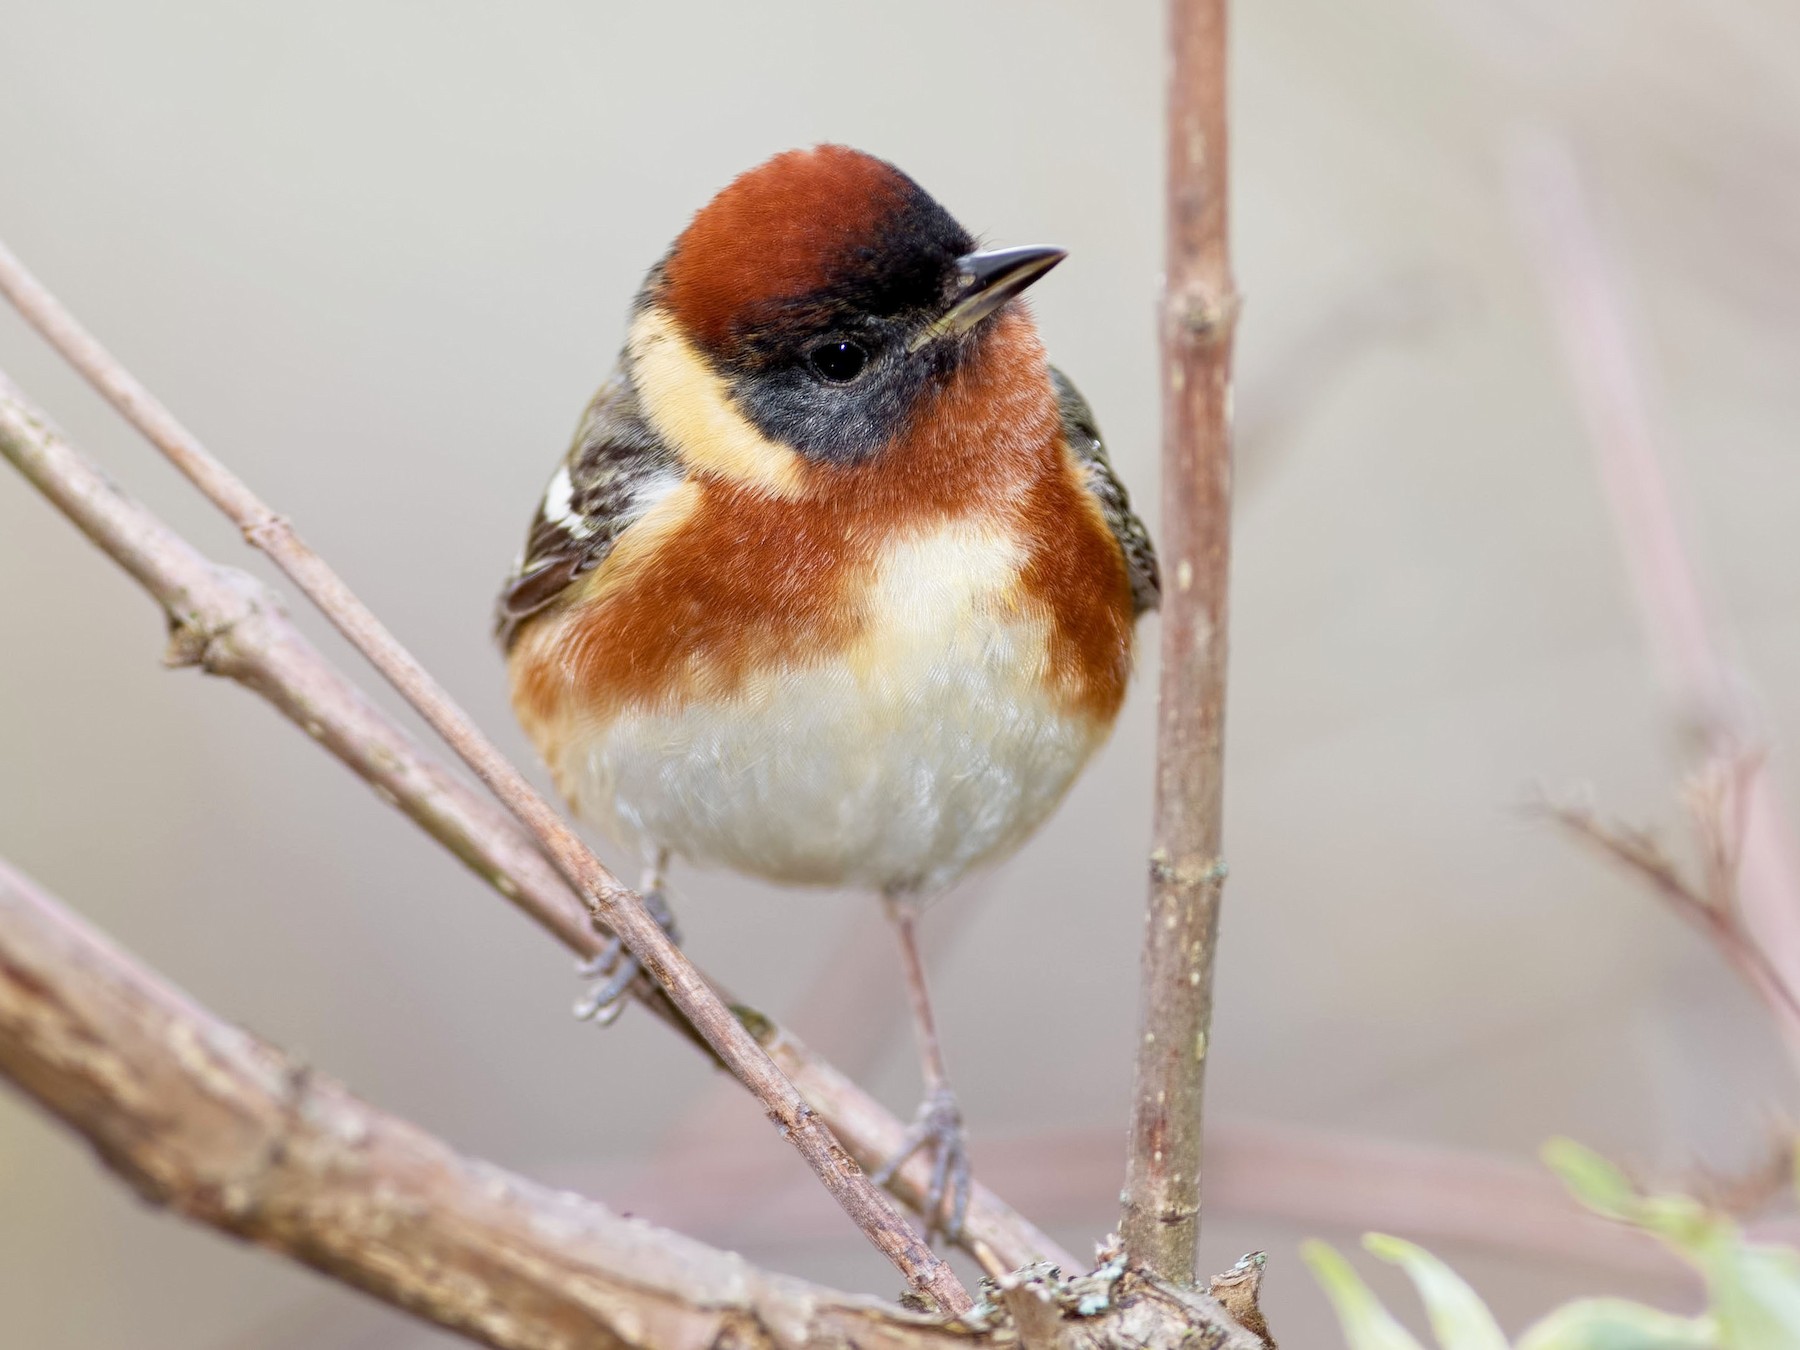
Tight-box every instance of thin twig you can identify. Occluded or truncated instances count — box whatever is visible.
[1121,0,1239,1284]
[1535,776,1800,1052]
[0,372,593,950]
[1506,130,1800,1053]
[1678,1118,1797,1219]
[0,251,973,1309]
[0,856,1062,1350]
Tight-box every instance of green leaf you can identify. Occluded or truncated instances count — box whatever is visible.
[1629,1195,1716,1250]
[1540,1139,1800,1349]
[1363,1234,1509,1350]
[1302,1240,1428,1350]
[1705,1239,1800,1350]
[1543,1138,1642,1222]
[1516,1298,1716,1350]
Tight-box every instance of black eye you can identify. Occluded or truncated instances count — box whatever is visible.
[807,340,868,384]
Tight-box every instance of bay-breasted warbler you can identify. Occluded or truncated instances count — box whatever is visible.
[499,145,1158,1238]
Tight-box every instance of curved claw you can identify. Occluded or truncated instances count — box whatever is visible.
[870,1086,970,1243]
[572,885,680,1026]
[576,937,624,981]
[572,953,640,1025]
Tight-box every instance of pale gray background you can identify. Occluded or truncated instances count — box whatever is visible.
[3,1,1798,1344]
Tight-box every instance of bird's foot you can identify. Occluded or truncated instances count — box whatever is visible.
[572,886,680,1026]
[871,1084,971,1243]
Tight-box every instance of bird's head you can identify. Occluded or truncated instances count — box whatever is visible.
[626,145,1065,491]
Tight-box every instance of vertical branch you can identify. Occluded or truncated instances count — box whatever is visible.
[1121,0,1239,1284]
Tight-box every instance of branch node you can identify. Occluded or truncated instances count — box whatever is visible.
[161,566,275,673]
[1166,284,1242,342]
[161,615,212,670]
[729,1004,777,1045]
[240,513,293,551]
[1148,850,1229,888]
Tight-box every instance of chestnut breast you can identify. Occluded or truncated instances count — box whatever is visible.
[510,312,1136,741]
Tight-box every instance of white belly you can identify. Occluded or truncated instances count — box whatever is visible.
[555,526,1113,894]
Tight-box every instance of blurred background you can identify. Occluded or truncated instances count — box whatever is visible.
[4,0,1799,1343]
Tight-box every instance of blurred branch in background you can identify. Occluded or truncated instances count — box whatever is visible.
[0,355,1069,1283]
[590,1117,1800,1292]
[1507,130,1800,1067]
[1537,765,1800,1062]
[1122,0,1240,1284]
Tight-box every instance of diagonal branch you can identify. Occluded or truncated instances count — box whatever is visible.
[1121,0,1239,1284]
[0,364,1068,1287]
[0,856,984,1350]
[0,239,968,1310]
[0,371,595,952]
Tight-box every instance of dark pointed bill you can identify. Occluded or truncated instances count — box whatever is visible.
[913,244,1068,348]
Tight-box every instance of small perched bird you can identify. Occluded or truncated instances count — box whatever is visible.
[498,145,1158,1238]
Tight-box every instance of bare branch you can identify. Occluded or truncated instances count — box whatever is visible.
[0,234,969,1309]
[0,371,597,950]
[1534,773,1800,1056]
[1121,0,1239,1283]
[0,858,974,1350]
[0,359,1064,1291]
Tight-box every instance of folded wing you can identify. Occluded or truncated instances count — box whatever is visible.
[495,369,684,650]
[1050,366,1160,616]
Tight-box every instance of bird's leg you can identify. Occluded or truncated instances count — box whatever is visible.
[574,847,676,1026]
[870,888,971,1242]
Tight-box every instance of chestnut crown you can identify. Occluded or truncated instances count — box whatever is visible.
[644,145,1064,465]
